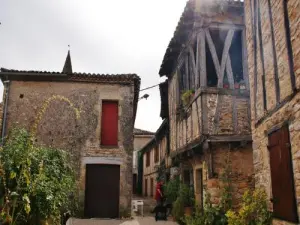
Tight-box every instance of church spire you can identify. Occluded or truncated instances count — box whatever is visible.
[62,50,73,74]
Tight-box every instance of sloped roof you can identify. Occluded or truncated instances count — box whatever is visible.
[0,68,141,122]
[159,0,195,77]
[159,80,169,119]
[134,128,155,136]
[159,0,244,77]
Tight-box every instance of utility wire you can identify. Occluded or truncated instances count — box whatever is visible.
[140,83,160,92]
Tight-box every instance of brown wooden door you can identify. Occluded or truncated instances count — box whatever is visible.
[269,126,298,223]
[84,164,120,218]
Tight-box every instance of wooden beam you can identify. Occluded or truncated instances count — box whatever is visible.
[196,34,200,88]
[195,98,202,135]
[283,0,296,92]
[213,95,222,134]
[232,96,238,132]
[201,94,209,134]
[199,30,207,87]
[205,29,221,80]
[267,0,280,102]
[242,29,250,90]
[257,3,267,111]
[207,135,252,142]
[250,0,258,121]
[185,54,189,89]
[188,46,197,89]
[226,56,235,89]
[219,29,235,88]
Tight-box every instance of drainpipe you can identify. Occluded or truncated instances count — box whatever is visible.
[1,80,10,144]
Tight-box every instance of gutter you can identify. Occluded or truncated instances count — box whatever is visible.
[1,80,10,144]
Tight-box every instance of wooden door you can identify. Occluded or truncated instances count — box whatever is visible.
[84,164,120,218]
[269,126,298,223]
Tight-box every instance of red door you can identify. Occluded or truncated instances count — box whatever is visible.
[101,101,118,146]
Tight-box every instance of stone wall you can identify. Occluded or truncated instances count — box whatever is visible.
[5,80,135,214]
[168,82,251,153]
[191,143,254,209]
[133,135,153,173]
[244,0,300,223]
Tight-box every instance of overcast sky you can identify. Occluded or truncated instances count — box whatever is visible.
[0,0,187,132]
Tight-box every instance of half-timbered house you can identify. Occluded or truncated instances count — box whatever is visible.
[244,0,300,223]
[159,0,254,208]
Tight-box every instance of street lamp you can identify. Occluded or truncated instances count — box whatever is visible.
[139,94,149,101]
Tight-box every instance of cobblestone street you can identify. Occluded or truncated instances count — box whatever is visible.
[67,217,178,225]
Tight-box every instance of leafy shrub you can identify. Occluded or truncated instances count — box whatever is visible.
[0,128,77,225]
[184,192,227,225]
[164,177,180,203]
[226,188,272,225]
[172,197,184,222]
[178,183,194,207]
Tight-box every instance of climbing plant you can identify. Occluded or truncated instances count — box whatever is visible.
[0,128,77,225]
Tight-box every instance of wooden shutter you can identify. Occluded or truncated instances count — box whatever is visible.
[146,151,150,167]
[101,101,118,146]
[268,126,298,223]
[154,147,159,163]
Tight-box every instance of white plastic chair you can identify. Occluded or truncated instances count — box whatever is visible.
[132,200,144,217]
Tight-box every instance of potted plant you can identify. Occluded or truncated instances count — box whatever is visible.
[181,89,195,107]
[178,184,195,216]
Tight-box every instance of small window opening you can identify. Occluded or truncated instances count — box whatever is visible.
[19,94,24,99]
[229,30,244,84]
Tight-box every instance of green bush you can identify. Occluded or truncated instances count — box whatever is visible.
[172,197,184,222]
[0,128,77,225]
[178,183,194,207]
[226,189,272,225]
[164,177,180,203]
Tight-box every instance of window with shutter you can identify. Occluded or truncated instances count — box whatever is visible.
[101,101,118,146]
[268,125,298,223]
[154,147,159,163]
[146,151,150,167]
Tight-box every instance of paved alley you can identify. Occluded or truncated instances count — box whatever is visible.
[67,217,178,225]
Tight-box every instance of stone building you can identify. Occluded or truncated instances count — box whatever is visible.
[138,80,170,197]
[158,0,253,208]
[244,0,300,223]
[0,51,140,219]
[141,119,169,197]
[133,128,154,194]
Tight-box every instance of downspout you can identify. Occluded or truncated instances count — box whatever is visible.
[1,80,10,144]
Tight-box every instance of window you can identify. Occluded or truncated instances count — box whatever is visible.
[268,126,298,223]
[154,146,159,163]
[101,101,118,146]
[146,151,150,167]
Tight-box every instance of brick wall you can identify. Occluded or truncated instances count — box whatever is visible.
[244,0,300,223]
[191,143,254,209]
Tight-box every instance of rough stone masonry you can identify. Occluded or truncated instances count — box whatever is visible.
[244,0,300,224]
[0,68,140,217]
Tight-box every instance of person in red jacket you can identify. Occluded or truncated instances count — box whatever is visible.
[155,181,164,205]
